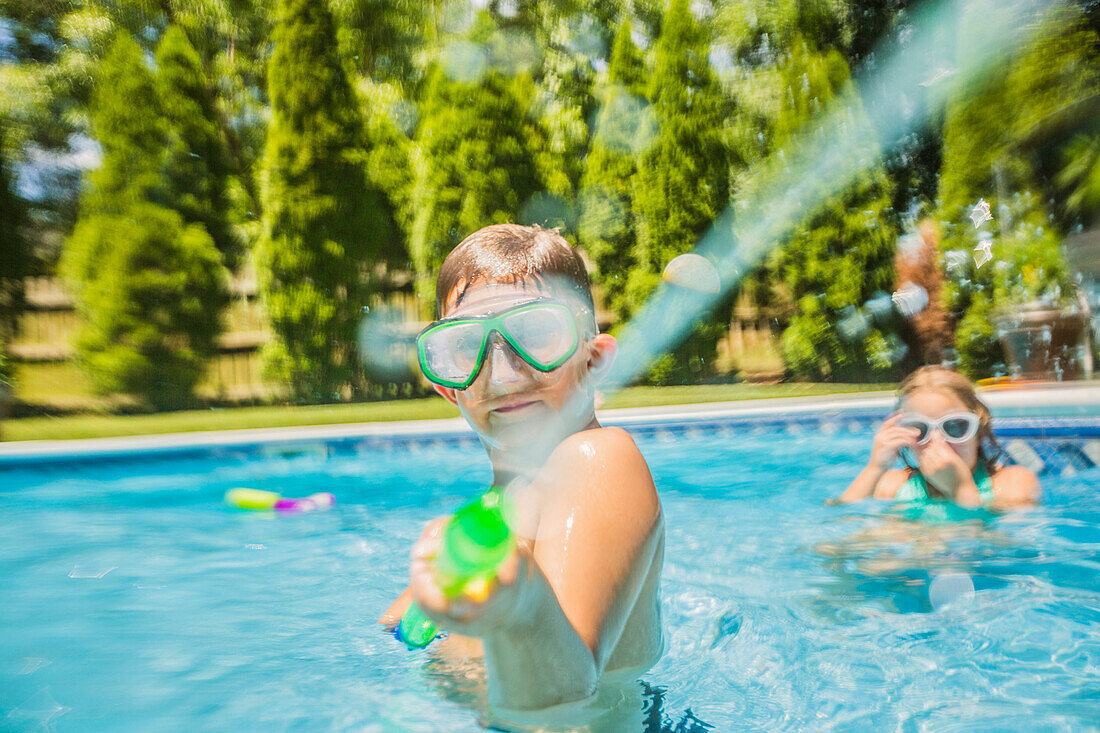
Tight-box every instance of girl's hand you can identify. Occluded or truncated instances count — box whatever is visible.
[918,433,980,505]
[869,413,920,471]
[408,517,535,638]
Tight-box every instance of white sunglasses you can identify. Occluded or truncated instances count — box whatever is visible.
[898,412,981,444]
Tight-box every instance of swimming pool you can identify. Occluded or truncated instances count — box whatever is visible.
[2,405,1099,731]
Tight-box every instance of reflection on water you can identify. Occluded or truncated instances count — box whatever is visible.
[809,515,1021,617]
[1,430,1098,730]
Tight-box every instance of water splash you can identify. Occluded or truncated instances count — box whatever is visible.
[974,238,994,269]
[969,198,994,228]
[928,572,976,610]
[605,0,1056,393]
[892,283,929,318]
[662,254,721,295]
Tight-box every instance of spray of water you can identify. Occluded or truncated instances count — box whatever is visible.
[360,0,1062,479]
[605,0,1057,391]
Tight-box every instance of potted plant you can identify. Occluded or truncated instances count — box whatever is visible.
[944,190,1084,381]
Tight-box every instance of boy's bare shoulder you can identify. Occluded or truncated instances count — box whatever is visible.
[541,426,659,516]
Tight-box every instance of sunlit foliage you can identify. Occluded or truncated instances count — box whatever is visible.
[406,20,539,315]
[156,25,239,265]
[937,3,1099,377]
[257,0,398,400]
[61,33,228,409]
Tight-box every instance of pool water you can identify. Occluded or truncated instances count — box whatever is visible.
[2,427,1098,731]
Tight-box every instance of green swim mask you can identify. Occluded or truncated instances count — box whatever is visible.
[416,298,582,390]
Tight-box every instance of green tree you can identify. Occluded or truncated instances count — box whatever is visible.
[0,122,28,341]
[936,4,1097,378]
[61,32,228,409]
[77,32,167,221]
[258,0,397,401]
[0,122,27,399]
[630,0,730,383]
[731,37,899,381]
[406,57,539,315]
[775,40,898,380]
[577,19,648,321]
[65,206,227,409]
[330,0,435,85]
[156,25,239,265]
[530,9,600,203]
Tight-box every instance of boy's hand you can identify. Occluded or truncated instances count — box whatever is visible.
[869,413,920,471]
[408,517,536,638]
[918,433,981,506]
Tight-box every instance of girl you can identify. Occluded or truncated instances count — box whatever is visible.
[836,366,1040,509]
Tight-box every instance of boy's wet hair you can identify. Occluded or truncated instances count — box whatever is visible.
[436,224,596,319]
[897,365,1002,471]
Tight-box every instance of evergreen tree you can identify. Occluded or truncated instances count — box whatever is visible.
[634,0,729,292]
[65,205,227,409]
[155,25,239,266]
[407,58,540,315]
[0,123,28,342]
[630,0,730,383]
[61,32,228,409]
[531,10,600,202]
[578,19,647,321]
[0,123,27,399]
[766,39,899,381]
[77,32,166,222]
[258,0,398,401]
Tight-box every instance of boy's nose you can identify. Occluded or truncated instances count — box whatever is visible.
[484,334,526,389]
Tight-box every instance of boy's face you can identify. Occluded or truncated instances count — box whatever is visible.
[431,278,615,455]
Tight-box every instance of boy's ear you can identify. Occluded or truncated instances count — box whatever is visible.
[433,383,461,407]
[586,333,618,382]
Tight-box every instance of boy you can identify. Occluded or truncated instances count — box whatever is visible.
[381,224,664,720]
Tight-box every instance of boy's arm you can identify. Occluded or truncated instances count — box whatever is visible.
[379,584,414,628]
[408,427,662,711]
[483,427,662,709]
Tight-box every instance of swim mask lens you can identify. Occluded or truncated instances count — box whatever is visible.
[899,412,979,445]
[417,300,581,389]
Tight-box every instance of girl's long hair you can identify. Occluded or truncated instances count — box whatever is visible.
[896,366,1002,474]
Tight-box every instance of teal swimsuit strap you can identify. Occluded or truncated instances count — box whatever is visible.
[897,463,995,504]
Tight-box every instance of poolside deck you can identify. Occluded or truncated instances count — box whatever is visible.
[3,382,1100,461]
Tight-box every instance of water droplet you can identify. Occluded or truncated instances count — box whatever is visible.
[929,572,975,610]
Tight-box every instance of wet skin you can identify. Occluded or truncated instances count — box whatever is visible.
[836,388,1041,509]
[382,278,665,723]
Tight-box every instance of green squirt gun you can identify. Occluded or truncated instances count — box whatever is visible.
[395,486,514,648]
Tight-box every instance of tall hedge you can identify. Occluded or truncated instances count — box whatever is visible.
[631,0,730,383]
[406,56,539,315]
[258,0,398,401]
[774,40,898,381]
[155,25,238,265]
[66,206,227,409]
[578,19,647,322]
[0,122,27,341]
[62,33,228,409]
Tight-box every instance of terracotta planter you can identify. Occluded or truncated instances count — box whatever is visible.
[994,304,1087,380]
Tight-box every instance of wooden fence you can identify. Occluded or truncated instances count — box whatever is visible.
[9,276,784,407]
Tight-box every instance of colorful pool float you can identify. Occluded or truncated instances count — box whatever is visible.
[224,488,335,513]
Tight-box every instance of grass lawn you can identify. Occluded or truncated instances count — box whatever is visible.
[1,382,891,442]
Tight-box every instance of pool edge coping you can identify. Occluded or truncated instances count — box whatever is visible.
[4,384,1100,462]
